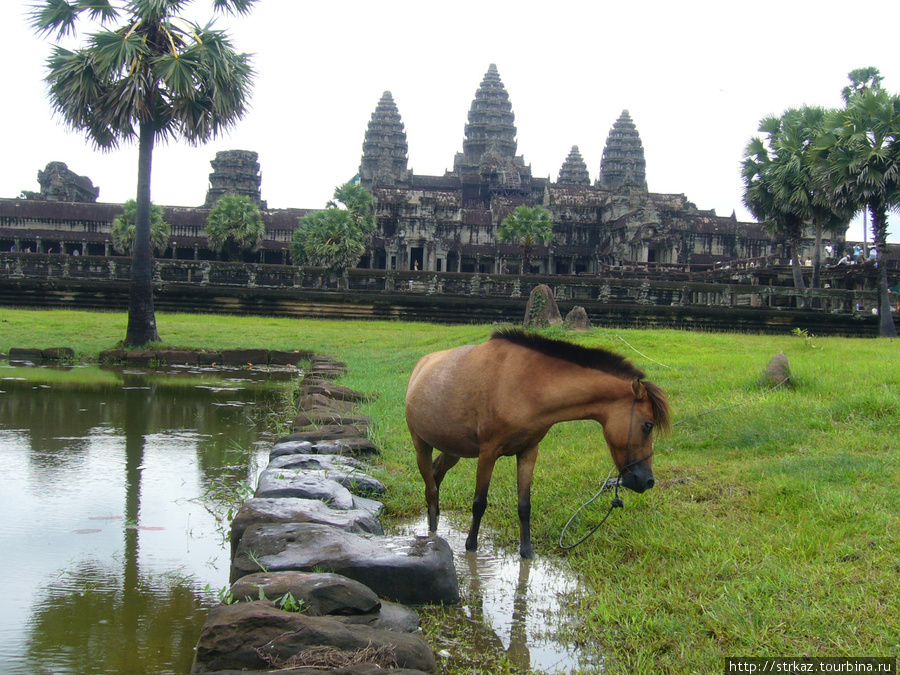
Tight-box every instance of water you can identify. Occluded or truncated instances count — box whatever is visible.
[0,363,289,675]
[395,517,596,674]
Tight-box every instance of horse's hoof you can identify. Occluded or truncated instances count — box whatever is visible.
[464,537,478,552]
[520,546,534,559]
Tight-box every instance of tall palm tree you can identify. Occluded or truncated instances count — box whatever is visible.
[31,0,256,346]
[815,85,900,337]
[498,205,554,274]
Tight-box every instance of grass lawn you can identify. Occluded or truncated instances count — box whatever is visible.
[2,308,898,673]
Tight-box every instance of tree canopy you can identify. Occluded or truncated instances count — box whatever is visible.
[111,199,171,255]
[206,194,265,261]
[497,205,554,272]
[291,182,377,277]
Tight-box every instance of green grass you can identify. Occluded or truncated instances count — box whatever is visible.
[2,308,898,673]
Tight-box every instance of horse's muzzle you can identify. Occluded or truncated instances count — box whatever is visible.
[620,464,655,493]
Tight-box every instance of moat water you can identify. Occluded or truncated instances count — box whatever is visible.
[0,363,285,675]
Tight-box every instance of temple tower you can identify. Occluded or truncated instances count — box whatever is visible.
[453,64,531,197]
[557,146,591,186]
[598,110,648,192]
[359,91,409,187]
[204,150,264,208]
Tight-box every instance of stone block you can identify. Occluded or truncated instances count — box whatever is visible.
[231,523,459,606]
[157,349,199,364]
[268,349,313,365]
[221,348,269,365]
[41,347,75,360]
[9,348,43,362]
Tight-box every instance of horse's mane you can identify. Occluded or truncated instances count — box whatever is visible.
[491,329,671,432]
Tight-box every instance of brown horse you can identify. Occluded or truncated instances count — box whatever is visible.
[405,328,670,558]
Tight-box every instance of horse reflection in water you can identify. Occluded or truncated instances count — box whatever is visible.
[406,329,671,559]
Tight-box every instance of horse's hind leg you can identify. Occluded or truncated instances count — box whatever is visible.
[412,432,440,533]
[466,451,499,553]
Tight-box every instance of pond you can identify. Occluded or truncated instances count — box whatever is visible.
[0,362,290,675]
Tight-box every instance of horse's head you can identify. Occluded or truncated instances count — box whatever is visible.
[603,378,670,493]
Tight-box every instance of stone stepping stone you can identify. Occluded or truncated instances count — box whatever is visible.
[192,601,436,673]
[258,464,385,499]
[292,410,371,430]
[231,523,459,606]
[300,383,368,403]
[231,498,384,556]
[297,393,359,413]
[229,571,380,616]
[255,470,355,509]
[227,571,421,633]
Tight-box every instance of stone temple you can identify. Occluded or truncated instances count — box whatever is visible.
[356,64,778,274]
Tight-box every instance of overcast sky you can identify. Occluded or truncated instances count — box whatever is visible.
[2,0,897,241]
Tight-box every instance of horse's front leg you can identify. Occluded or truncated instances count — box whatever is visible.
[516,445,539,559]
[466,450,499,552]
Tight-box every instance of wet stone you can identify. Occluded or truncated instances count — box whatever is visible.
[41,347,75,359]
[297,394,359,414]
[157,349,199,364]
[231,498,384,555]
[99,348,127,362]
[191,601,436,673]
[229,571,380,616]
[292,411,371,430]
[277,426,369,443]
[315,438,380,458]
[126,349,157,364]
[9,348,44,362]
[268,349,313,366]
[221,348,269,365]
[270,440,315,458]
[197,351,222,364]
[231,523,460,605]
[300,383,367,403]
[259,461,385,498]
[255,470,355,509]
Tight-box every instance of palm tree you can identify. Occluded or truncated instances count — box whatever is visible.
[815,83,900,337]
[497,205,554,274]
[206,194,265,261]
[291,183,377,286]
[110,200,170,255]
[741,129,808,294]
[31,0,256,346]
[766,107,853,292]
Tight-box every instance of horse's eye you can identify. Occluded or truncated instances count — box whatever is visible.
[643,421,654,434]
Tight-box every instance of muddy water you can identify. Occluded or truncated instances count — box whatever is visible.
[0,363,288,675]
[395,517,597,673]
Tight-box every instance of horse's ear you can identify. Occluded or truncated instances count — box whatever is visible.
[632,378,646,401]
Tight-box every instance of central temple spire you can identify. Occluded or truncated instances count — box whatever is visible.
[460,63,517,164]
[453,64,531,197]
[598,110,648,192]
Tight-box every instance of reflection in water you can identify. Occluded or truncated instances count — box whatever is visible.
[396,517,594,673]
[0,363,288,674]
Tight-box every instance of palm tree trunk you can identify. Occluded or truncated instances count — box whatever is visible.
[125,122,160,346]
[871,206,897,338]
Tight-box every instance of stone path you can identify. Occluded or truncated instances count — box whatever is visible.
[191,354,458,675]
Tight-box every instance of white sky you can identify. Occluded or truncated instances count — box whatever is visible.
[2,0,897,242]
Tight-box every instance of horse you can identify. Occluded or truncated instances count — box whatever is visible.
[405,328,670,559]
